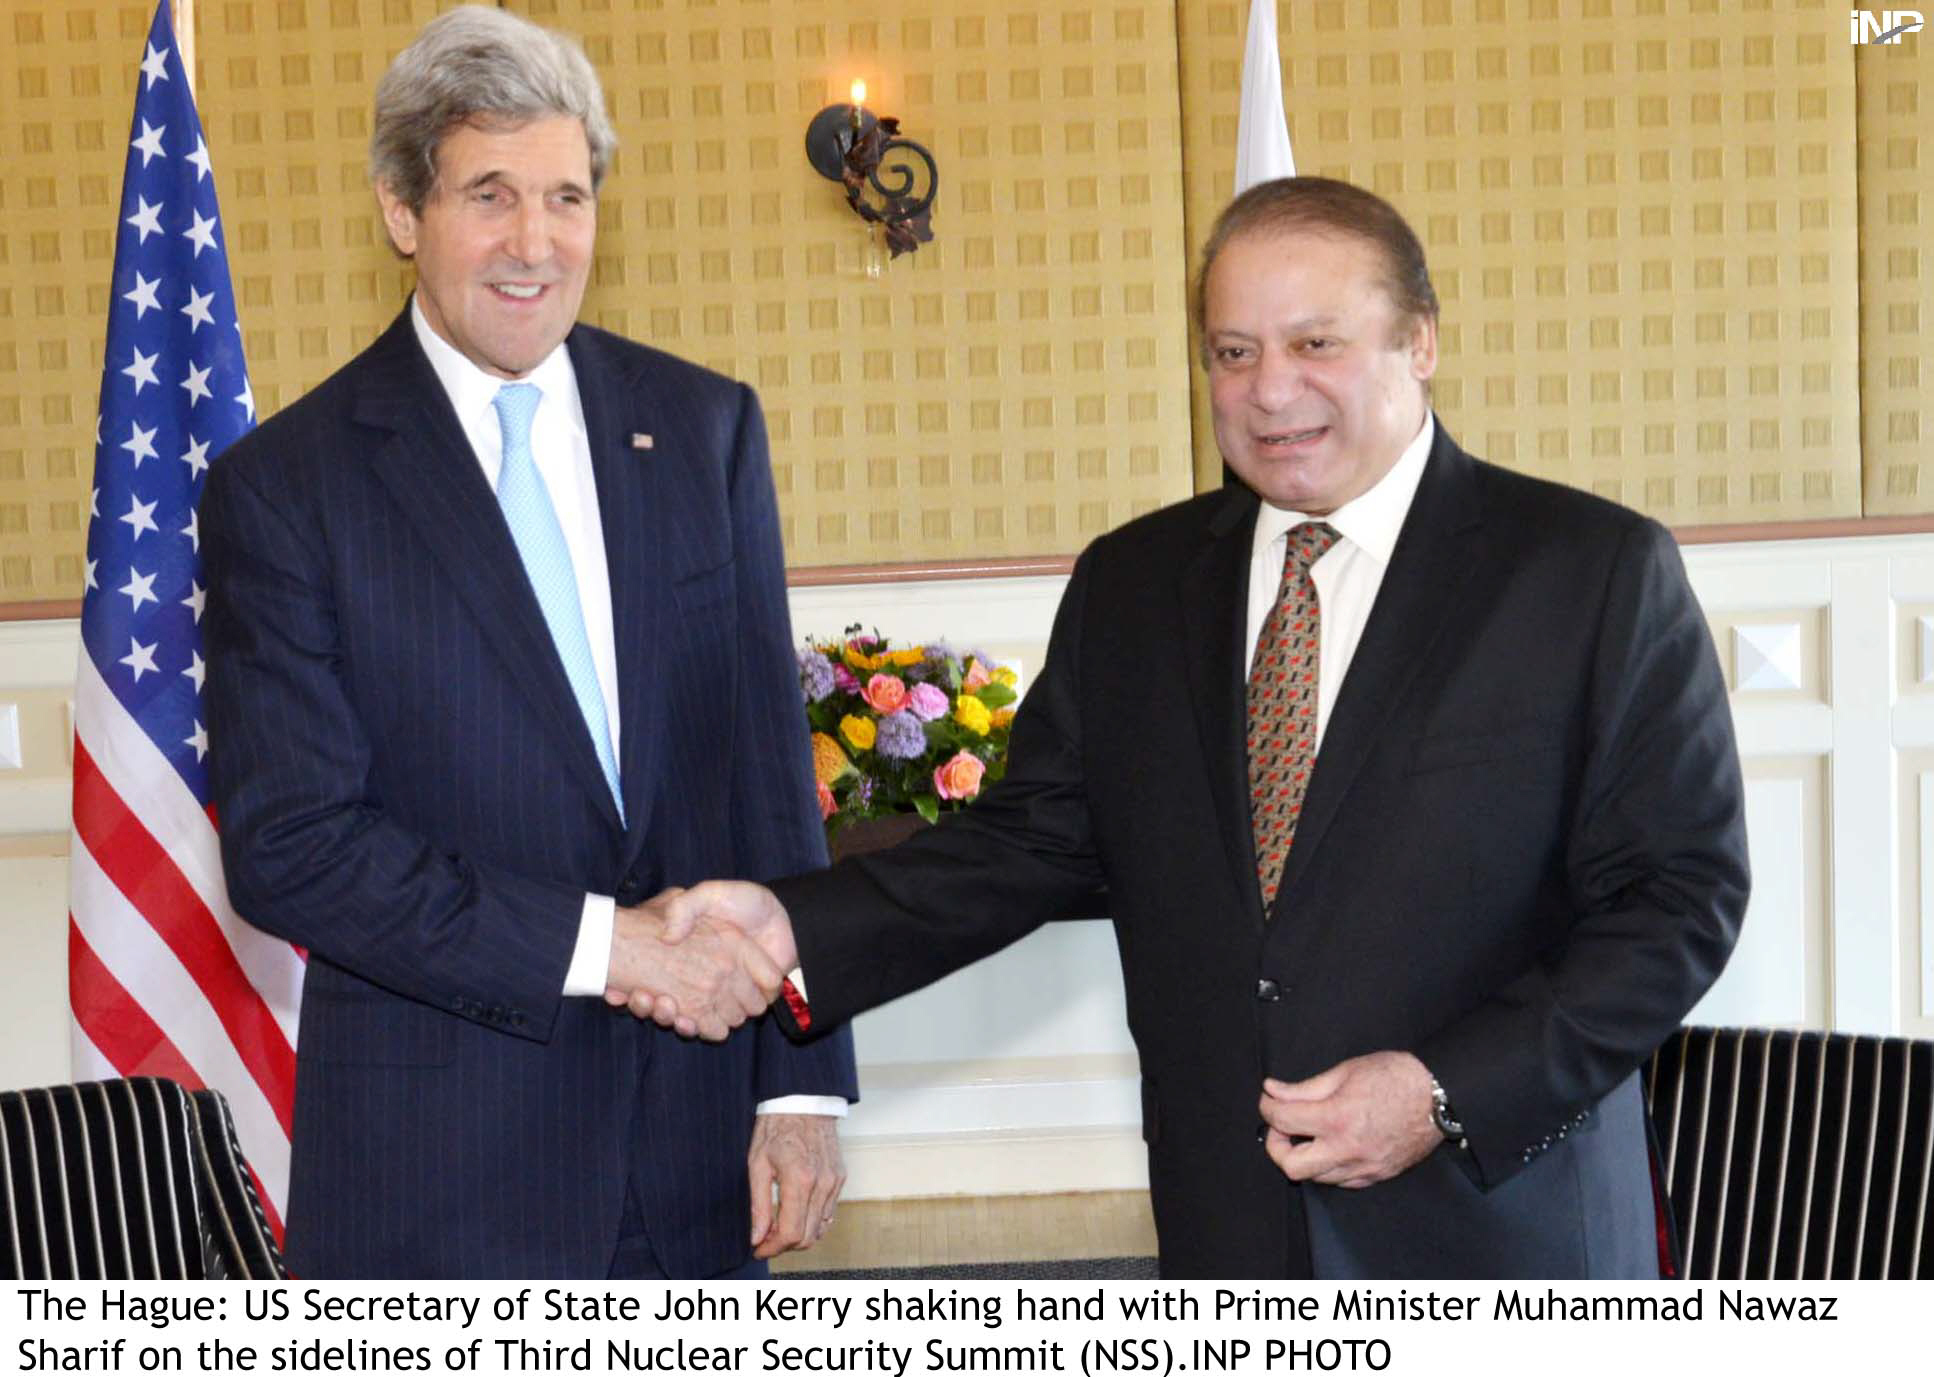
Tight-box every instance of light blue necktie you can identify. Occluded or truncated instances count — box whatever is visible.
[491,383,624,821]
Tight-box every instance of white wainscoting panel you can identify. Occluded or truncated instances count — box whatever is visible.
[1688,763,1824,1029]
[1910,773,1926,1021]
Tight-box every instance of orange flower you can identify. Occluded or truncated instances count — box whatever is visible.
[933,750,987,801]
[816,779,837,820]
[862,673,909,715]
[810,732,849,785]
[991,707,1016,729]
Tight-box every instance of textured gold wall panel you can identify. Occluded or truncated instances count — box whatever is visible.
[1,1,1923,608]
[1178,0,1863,526]
[1,3,157,602]
[0,0,1194,603]
[537,0,1195,563]
[1858,42,1934,515]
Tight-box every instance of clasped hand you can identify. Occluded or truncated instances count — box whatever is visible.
[1256,1050,1443,1188]
[602,882,800,1040]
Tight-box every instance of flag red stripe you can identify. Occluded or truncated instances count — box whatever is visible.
[70,919,288,1245]
[72,738,296,1136]
[69,916,202,1086]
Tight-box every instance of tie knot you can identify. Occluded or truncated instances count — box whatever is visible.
[492,383,542,449]
[1286,521,1340,570]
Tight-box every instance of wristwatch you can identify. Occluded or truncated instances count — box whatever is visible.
[1428,1074,1466,1147]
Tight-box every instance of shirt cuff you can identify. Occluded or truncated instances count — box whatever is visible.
[755,1096,849,1118]
[562,892,616,996]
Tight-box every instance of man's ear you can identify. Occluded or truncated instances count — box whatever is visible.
[374,181,419,258]
[1408,314,1439,384]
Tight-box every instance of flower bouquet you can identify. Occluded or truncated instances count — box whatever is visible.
[798,626,1017,843]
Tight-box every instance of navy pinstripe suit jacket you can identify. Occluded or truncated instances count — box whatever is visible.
[202,309,856,1279]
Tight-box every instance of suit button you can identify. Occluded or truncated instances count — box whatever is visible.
[1256,1122,1269,1144]
[1256,979,1282,1002]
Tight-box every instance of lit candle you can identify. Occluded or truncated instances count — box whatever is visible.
[849,79,866,135]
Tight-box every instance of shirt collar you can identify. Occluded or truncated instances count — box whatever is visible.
[409,295,584,439]
[1253,413,1435,567]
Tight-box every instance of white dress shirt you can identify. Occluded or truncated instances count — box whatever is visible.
[412,301,842,1118]
[1245,415,1435,747]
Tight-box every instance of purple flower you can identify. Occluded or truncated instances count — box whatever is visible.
[920,642,961,687]
[798,650,836,702]
[832,663,860,694]
[906,682,950,721]
[875,710,927,760]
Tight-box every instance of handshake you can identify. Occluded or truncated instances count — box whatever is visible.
[602,882,801,1040]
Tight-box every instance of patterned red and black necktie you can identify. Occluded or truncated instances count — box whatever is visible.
[1246,521,1340,910]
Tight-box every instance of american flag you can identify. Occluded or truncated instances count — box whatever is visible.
[68,0,302,1237]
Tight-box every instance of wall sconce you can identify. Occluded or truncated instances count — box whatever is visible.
[804,80,938,262]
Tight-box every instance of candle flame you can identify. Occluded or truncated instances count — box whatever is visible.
[850,78,867,107]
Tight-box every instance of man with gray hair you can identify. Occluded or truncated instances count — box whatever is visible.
[202,5,855,1278]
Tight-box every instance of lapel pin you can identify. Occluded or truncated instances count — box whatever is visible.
[630,432,654,451]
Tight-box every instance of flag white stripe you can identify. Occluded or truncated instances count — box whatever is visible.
[1235,0,1295,193]
[69,840,291,1214]
[75,655,304,1044]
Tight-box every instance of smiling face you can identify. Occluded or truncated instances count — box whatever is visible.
[377,114,595,379]
[1204,227,1437,514]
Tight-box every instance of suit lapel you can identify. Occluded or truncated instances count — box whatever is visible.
[569,329,665,853]
[354,310,624,833]
[1179,487,1270,930]
[1272,425,1487,908]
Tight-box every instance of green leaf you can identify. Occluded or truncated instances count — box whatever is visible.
[914,794,940,824]
[977,683,1018,709]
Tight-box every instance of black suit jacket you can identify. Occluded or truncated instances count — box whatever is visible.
[202,310,856,1278]
[776,425,1747,1278]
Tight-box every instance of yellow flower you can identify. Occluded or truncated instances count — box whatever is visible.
[843,648,887,673]
[991,707,1016,729]
[890,648,925,668]
[992,666,1018,687]
[954,694,992,736]
[810,732,850,785]
[839,714,877,750]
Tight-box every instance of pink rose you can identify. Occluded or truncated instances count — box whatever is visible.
[862,673,909,715]
[933,750,987,801]
[906,682,950,721]
[832,664,860,693]
[962,661,993,692]
[816,779,837,820]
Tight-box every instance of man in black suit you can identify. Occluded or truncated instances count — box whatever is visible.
[653,178,1749,1277]
[202,5,854,1278]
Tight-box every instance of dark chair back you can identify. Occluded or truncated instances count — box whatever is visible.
[1646,1026,1932,1279]
[0,1077,286,1280]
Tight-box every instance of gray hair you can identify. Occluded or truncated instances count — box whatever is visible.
[371,5,617,212]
